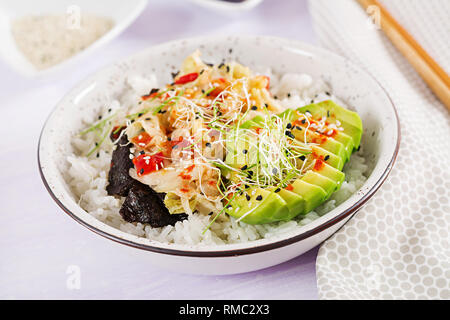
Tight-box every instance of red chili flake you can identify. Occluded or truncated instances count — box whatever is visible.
[208,78,229,97]
[111,126,125,140]
[255,127,262,135]
[133,152,164,176]
[174,72,198,85]
[180,187,190,193]
[141,91,159,101]
[311,135,328,144]
[179,173,192,180]
[313,158,325,171]
[179,164,195,180]
[327,129,338,138]
[131,132,152,147]
[285,184,294,191]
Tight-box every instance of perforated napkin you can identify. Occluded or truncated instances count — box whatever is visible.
[308,0,450,299]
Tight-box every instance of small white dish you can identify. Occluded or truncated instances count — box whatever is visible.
[0,0,148,77]
[38,35,400,275]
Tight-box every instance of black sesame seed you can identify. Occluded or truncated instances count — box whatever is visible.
[208,212,213,215]
[205,142,211,147]
[139,151,145,155]
[256,195,263,201]
[299,155,306,161]
[286,123,292,129]
[245,184,250,189]
[200,69,205,75]
[140,168,144,174]
[296,126,303,131]
[138,112,144,117]
[226,65,230,73]
[264,103,268,108]
[310,100,314,104]
[357,145,361,151]
[275,188,281,193]
[226,204,232,209]
[95,142,98,146]
[251,106,257,110]
[171,71,179,79]
[285,131,295,139]
[96,153,99,158]
[246,194,251,201]
[206,62,214,67]
[145,117,151,120]
[324,155,330,161]
[167,137,171,141]
[229,48,233,54]
[274,95,278,99]
[149,88,159,94]
[301,119,306,124]
[287,93,291,97]
[241,165,248,170]
[327,110,330,117]
[108,108,111,112]
[201,89,205,94]
[325,91,331,96]
[218,62,224,69]
[98,115,102,120]
[247,170,254,176]
[242,149,248,154]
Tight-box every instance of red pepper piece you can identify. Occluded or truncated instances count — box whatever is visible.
[131,132,152,148]
[174,72,199,85]
[133,152,164,176]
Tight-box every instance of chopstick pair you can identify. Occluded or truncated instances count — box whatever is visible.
[356,0,450,110]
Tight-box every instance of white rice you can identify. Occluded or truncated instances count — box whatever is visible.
[66,72,369,245]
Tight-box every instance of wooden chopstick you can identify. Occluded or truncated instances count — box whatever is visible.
[356,0,450,110]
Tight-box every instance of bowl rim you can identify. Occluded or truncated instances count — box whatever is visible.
[37,35,401,257]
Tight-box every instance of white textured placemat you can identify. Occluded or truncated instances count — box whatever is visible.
[309,0,450,299]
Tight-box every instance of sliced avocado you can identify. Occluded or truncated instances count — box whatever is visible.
[331,131,354,161]
[312,161,346,190]
[291,126,347,161]
[297,101,363,149]
[291,179,327,213]
[268,186,305,220]
[311,145,344,170]
[301,171,337,199]
[226,188,288,224]
[225,129,258,169]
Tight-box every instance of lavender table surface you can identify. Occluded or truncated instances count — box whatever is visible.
[0,0,319,299]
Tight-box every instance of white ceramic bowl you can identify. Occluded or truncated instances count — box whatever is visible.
[189,0,263,12]
[0,0,148,77]
[38,36,400,275]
